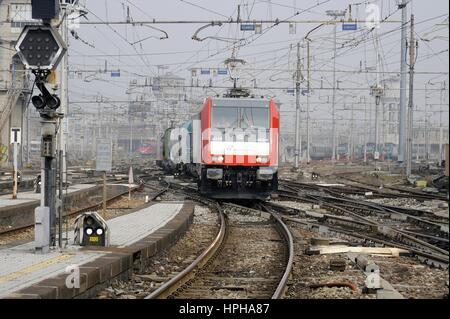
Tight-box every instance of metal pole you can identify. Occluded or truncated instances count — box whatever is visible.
[82,121,86,160]
[398,0,408,163]
[425,83,429,162]
[59,4,69,185]
[38,118,59,247]
[103,171,107,213]
[130,117,133,157]
[294,42,301,169]
[373,35,383,164]
[306,40,311,164]
[439,81,445,163]
[44,144,55,245]
[331,22,337,164]
[406,15,416,178]
[350,103,354,162]
[382,101,387,155]
[12,143,18,199]
[375,101,379,159]
[364,97,368,163]
[58,148,63,248]
[27,104,30,164]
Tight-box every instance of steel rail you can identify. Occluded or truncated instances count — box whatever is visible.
[259,204,295,299]
[145,201,226,299]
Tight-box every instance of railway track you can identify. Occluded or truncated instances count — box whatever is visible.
[335,176,448,202]
[274,189,449,267]
[140,180,170,202]
[281,180,449,226]
[281,181,448,221]
[0,184,141,237]
[0,171,163,236]
[282,179,448,202]
[145,183,294,299]
[149,177,448,267]
[0,175,128,198]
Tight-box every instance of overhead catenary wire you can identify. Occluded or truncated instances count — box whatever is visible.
[66,1,445,132]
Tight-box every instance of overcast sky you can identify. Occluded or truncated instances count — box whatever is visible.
[68,0,449,131]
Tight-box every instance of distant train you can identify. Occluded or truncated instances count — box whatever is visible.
[159,94,280,199]
[137,140,157,156]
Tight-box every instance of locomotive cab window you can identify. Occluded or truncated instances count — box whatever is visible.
[212,107,239,129]
[212,106,269,129]
[239,107,269,130]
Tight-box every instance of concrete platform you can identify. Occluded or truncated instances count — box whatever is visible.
[0,178,35,195]
[0,184,133,230]
[0,184,94,209]
[0,201,194,299]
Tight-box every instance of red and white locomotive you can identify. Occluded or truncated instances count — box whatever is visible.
[160,91,279,199]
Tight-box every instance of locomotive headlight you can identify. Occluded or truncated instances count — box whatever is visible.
[212,156,224,163]
[96,228,104,236]
[85,228,93,235]
[256,156,269,164]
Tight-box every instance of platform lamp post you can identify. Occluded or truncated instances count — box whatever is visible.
[15,3,67,253]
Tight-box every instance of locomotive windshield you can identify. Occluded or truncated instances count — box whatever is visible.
[240,107,269,129]
[212,106,269,129]
[213,107,239,128]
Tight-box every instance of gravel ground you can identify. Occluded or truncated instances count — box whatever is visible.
[365,197,449,218]
[273,199,449,299]
[277,166,449,299]
[285,222,372,299]
[372,256,448,299]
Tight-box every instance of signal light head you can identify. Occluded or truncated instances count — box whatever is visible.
[32,95,46,109]
[31,94,60,111]
[46,95,60,110]
[15,25,67,71]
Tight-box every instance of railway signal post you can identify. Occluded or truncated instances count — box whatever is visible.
[14,2,67,252]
